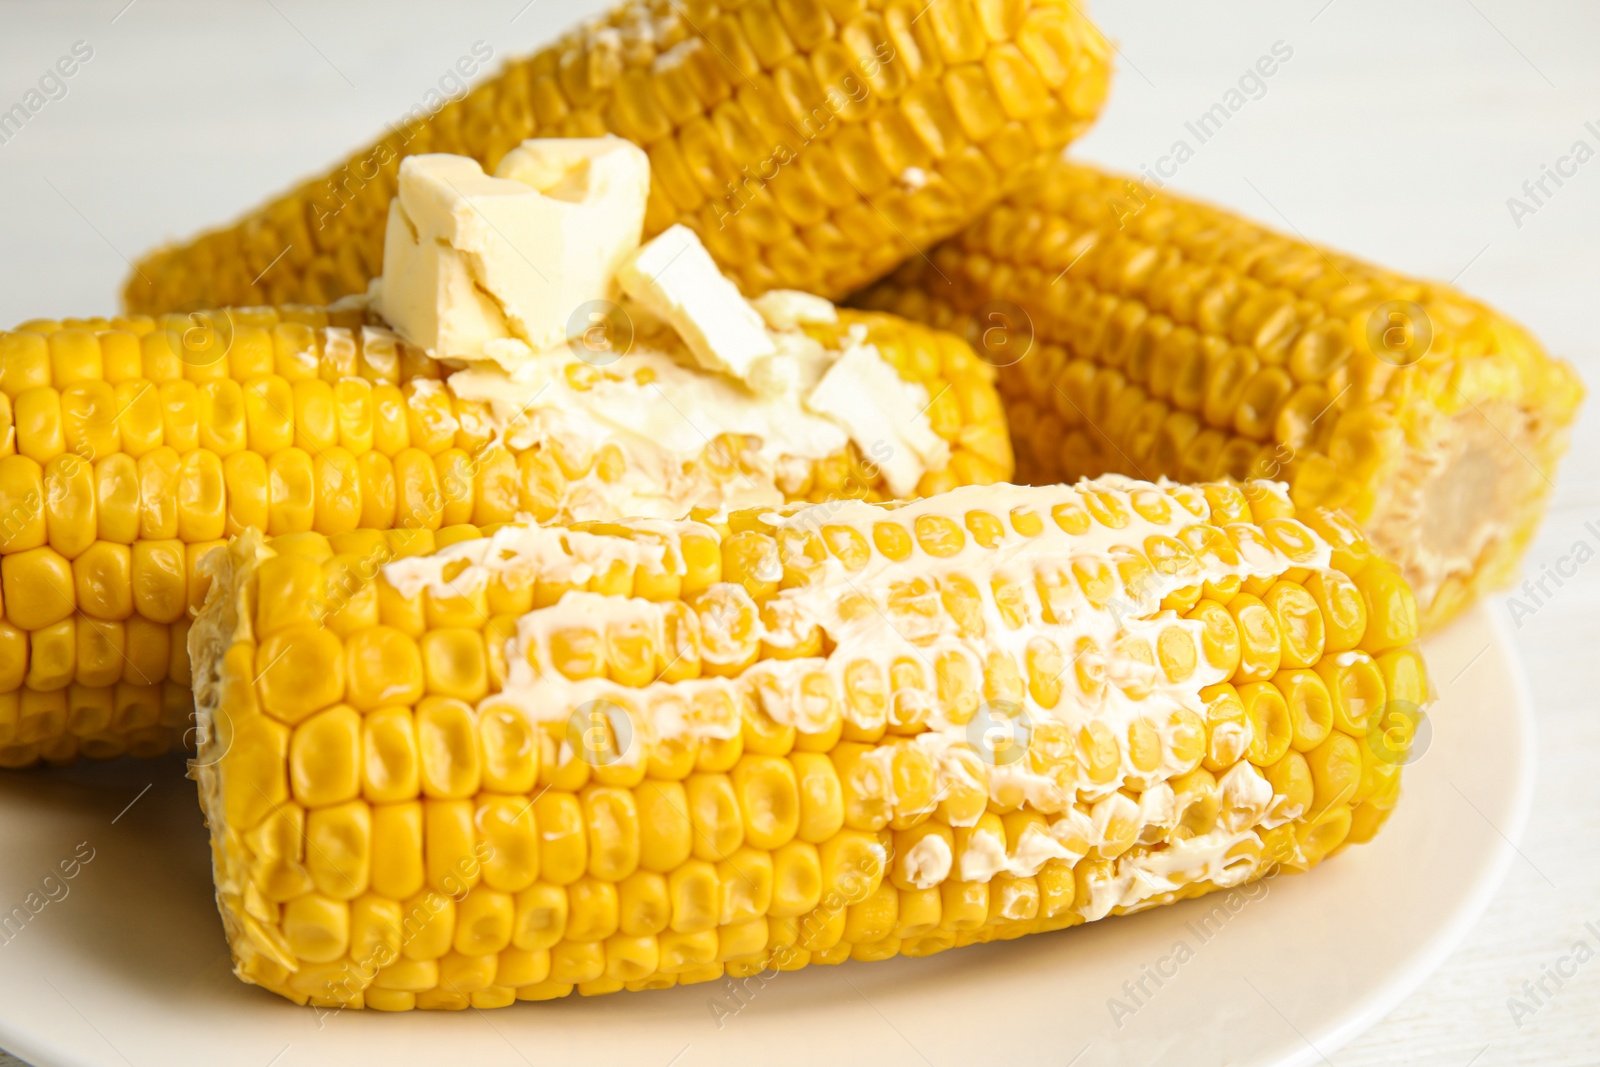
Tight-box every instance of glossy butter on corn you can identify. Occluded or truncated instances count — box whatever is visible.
[0,304,1008,768]
[188,477,1426,1010]
[123,0,1111,315]
[855,159,1584,631]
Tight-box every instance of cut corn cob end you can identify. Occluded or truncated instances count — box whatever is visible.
[0,303,1007,768]
[123,0,1112,315]
[189,476,1426,1009]
[855,161,1583,632]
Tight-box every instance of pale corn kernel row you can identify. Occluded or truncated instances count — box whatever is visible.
[124,0,1111,314]
[0,305,1009,768]
[854,158,1584,631]
[188,478,1426,1009]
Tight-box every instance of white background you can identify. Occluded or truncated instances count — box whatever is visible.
[1,1,1597,1063]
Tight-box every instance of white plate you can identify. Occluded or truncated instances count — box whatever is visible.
[0,605,1532,1067]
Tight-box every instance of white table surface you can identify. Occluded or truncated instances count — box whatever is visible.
[1,1,1597,1064]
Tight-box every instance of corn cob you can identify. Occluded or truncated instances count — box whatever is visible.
[122,0,1111,315]
[0,304,1008,769]
[855,159,1584,632]
[189,477,1425,1009]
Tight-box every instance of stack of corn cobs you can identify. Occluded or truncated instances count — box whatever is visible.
[1,0,1581,1012]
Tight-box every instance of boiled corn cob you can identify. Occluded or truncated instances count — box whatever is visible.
[0,304,1008,768]
[855,159,1584,631]
[123,0,1111,314]
[189,477,1425,1009]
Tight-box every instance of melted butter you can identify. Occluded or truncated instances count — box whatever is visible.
[1106,828,1263,917]
[407,314,945,520]
[380,478,1341,908]
[902,835,953,889]
[1007,822,1078,877]
[958,824,1011,882]
[382,522,684,600]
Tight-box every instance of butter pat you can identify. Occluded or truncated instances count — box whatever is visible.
[493,136,650,316]
[752,289,837,332]
[616,224,775,382]
[377,155,515,362]
[747,352,799,400]
[377,138,649,366]
[805,341,950,497]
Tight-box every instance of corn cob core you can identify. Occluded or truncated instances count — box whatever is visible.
[854,160,1584,631]
[189,477,1424,1010]
[0,304,1007,768]
[122,0,1110,315]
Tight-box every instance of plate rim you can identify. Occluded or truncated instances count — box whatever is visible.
[1280,605,1537,1066]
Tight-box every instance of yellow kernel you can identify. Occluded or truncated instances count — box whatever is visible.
[872,521,912,561]
[550,626,605,681]
[1308,731,1362,813]
[1081,490,1130,528]
[721,530,780,601]
[1077,721,1119,785]
[455,889,515,956]
[733,755,800,850]
[255,626,345,724]
[583,786,641,883]
[513,883,569,951]
[1009,506,1044,537]
[1239,681,1293,766]
[565,877,620,942]
[1355,562,1419,653]
[1157,626,1198,682]
[1315,651,1386,737]
[290,704,361,807]
[478,701,538,794]
[963,509,1005,548]
[370,802,424,900]
[668,860,720,934]
[1276,669,1334,752]
[685,773,743,862]
[283,893,350,964]
[424,797,479,896]
[1266,751,1314,819]
[1265,582,1325,669]
[1050,500,1090,534]
[617,871,670,937]
[305,801,372,901]
[362,706,420,803]
[1228,594,1281,683]
[821,524,870,570]
[419,628,488,702]
[416,696,482,799]
[913,513,965,557]
[535,793,587,886]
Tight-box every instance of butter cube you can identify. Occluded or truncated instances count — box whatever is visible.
[616,224,775,383]
[377,156,517,361]
[378,138,649,365]
[752,289,838,332]
[805,342,950,497]
[494,136,650,319]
